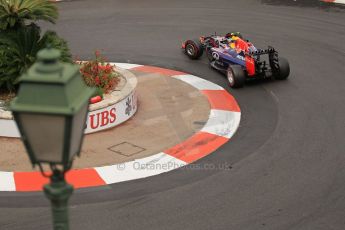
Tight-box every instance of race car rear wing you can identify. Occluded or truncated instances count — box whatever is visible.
[249,46,276,56]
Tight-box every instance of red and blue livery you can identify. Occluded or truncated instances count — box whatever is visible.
[181,32,290,88]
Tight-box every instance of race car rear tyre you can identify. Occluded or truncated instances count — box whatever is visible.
[227,65,245,88]
[185,39,203,59]
[275,57,290,80]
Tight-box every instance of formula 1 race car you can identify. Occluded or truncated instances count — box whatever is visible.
[181,32,290,88]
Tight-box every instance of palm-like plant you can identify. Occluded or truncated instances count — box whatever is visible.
[0,24,41,90]
[0,0,71,92]
[0,0,58,30]
[0,24,72,91]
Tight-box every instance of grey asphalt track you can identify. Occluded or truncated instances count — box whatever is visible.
[1,0,345,229]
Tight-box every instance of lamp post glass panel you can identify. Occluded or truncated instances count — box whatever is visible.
[10,48,95,230]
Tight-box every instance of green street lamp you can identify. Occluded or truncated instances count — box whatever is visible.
[10,48,95,230]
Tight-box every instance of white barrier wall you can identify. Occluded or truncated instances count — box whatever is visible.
[0,91,137,138]
[85,90,137,134]
[0,66,137,138]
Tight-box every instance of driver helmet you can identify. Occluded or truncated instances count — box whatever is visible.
[226,32,243,40]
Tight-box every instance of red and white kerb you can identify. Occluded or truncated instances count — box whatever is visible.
[0,64,241,192]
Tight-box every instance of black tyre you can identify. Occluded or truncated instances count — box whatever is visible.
[275,57,290,80]
[184,39,203,59]
[206,46,215,62]
[227,65,246,88]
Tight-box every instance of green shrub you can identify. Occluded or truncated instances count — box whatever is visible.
[0,44,23,91]
[41,31,72,63]
[0,24,40,91]
[0,24,72,91]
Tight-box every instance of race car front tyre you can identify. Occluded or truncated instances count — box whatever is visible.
[275,57,290,80]
[206,46,214,62]
[227,65,245,88]
[185,39,203,59]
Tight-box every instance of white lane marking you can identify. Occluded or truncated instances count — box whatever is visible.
[201,110,241,139]
[95,153,187,184]
[0,172,16,191]
[172,75,223,90]
[0,119,20,138]
[113,63,142,70]
[270,90,279,103]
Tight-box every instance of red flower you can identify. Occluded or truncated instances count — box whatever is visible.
[78,50,119,94]
[95,76,100,85]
